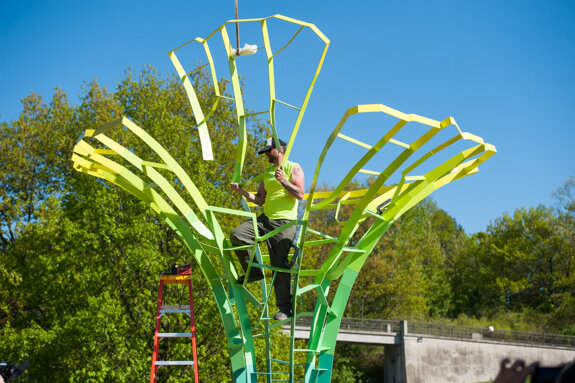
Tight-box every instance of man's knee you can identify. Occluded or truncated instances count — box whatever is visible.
[230,227,243,245]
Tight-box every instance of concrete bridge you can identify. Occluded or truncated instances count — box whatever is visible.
[288,318,575,383]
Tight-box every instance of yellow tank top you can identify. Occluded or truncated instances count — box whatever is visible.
[263,161,299,220]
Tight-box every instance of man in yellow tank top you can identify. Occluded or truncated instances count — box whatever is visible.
[230,138,305,321]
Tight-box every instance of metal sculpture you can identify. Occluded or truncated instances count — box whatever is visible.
[71,15,495,383]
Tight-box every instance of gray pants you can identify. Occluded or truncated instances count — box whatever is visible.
[230,214,296,313]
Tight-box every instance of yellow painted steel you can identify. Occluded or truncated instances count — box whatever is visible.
[169,14,330,182]
[71,14,496,383]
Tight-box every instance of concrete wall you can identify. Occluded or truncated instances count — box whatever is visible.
[383,344,405,383]
[402,336,575,383]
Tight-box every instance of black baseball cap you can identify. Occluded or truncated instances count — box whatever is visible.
[258,137,287,154]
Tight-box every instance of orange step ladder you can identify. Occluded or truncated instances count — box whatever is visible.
[150,265,199,382]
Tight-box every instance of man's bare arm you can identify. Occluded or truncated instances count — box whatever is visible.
[230,180,266,206]
[275,164,305,201]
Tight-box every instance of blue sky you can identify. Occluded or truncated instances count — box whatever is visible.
[1,0,574,233]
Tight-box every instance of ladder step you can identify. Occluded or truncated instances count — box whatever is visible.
[294,348,328,355]
[160,309,190,315]
[253,332,270,338]
[270,358,289,365]
[157,332,193,338]
[296,284,319,296]
[271,358,305,366]
[268,317,293,329]
[161,305,190,310]
[252,371,289,375]
[155,360,195,366]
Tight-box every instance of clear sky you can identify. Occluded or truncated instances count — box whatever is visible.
[1,0,574,234]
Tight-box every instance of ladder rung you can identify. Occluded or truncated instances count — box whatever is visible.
[161,305,190,310]
[224,244,254,251]
[269,317,293,329]
[256,263,298,274]
[252,371,289,375]
[296,284,319,296]
[294,348,327,355]
[157,332,193,338]
[155,360,195,366]
[253,332,270,338]
[271,358,306,366]
[160,309,190,315]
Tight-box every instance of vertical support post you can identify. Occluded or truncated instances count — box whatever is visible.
[150,280,165,383]
[188,279,200,383]
[234,0,240,56]
[398,320,408,383]
[401,320,408,336]
[361,295,366,328]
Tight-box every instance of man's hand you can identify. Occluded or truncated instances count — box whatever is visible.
[276,164,305,201]
[274,167,286,183]
[230,180,266,206]
[230,182,242,193]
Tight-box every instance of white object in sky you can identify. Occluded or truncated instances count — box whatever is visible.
[231,43,258,58]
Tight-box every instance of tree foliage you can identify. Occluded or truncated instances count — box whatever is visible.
[449,195,575,332]
[0,67,268,382]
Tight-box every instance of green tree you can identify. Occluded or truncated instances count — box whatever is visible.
[548,176,575,334]
[483,207,568,313]
[450,196,574,333]
[0,67,270,382]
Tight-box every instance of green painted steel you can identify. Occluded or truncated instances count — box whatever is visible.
[71,15,496,383]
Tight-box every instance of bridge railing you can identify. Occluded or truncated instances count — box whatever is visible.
[295,316,402,333]
[339,318,402,333]
[408,321,575,349]
[294,317,575,348]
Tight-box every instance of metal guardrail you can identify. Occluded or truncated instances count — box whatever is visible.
[296,316,402,333]
[408,321,575,348]
[338,318,402,333]
[294,317,575,349]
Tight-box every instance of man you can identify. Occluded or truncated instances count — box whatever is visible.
[230,137,305,321]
